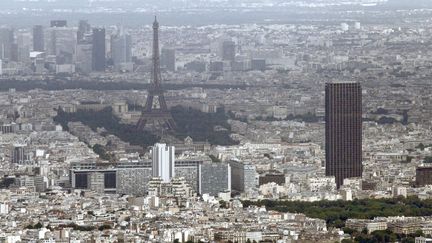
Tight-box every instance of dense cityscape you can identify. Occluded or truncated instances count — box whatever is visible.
[1,0,432,242]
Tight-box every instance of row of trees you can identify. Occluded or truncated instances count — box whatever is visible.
[254,112,321,123]
[54,105,239,148]
[243,196,432,228]
[342,228,425,243]
[55,223,111,231]
[171,106,239,146]
[92,144,115,162]
[0,78,248,92]
[54,107,159,148]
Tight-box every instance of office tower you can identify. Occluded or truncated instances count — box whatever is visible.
[199,163,231,196]
[50,20,67,28]
[32,25,44,51]
[0,59,2,75]
[161,48,176,72]
[77,20,91,43]
[75,43,93,74]
[17,31,32,63]
[221,40,235,61]
[325,82,362,188]
[111,30,132,71]
[229,160,257,193]
[12,145,26,164]
[0,27,14,61]
[46,26,77,63]
[92,28,106,71]
[416,166,432,187]
[152,143,175,183]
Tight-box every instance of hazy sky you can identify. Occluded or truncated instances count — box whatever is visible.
[0,0,429,9]
[0,0,429,27]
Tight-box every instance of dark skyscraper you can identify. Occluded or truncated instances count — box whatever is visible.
[33,25,44,51]
[325,82,362,188]
[92,28,106,71]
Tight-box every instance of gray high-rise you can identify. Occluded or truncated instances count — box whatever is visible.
[111,31,132,70]
[199,162,231,196]
[229,160,257,193]
[0,27,14,61]
[92,28,106,71]
[325,82,362,188]
[32,25,44,51]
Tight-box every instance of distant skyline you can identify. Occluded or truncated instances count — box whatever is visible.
[0,0,429,27]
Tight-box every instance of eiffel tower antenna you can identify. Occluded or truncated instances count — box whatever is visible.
[137,17,176,131]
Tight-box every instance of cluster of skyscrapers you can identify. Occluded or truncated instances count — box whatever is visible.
[0,20,133,75]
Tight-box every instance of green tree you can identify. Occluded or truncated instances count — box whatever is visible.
[34,222,43,229]
[341,240,355,243]
[342,227,357,235]
[98,224,112,231]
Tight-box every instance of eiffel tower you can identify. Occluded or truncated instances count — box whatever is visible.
[137,17,176,131]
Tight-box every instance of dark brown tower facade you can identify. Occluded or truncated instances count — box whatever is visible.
[325,82,362,188]
[137,17,176,131]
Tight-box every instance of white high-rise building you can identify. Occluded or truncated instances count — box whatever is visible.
[152,143,175,182]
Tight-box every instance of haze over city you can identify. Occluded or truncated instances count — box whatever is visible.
[0,0,431,242]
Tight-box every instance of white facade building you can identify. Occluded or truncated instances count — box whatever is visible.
[152,143,175,183]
